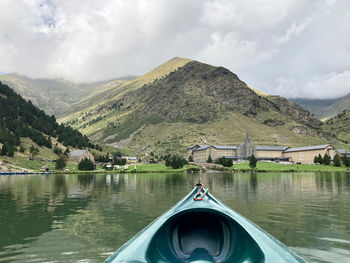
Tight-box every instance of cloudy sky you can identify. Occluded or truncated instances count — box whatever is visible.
[0,0,349,99]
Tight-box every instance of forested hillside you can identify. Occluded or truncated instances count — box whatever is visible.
[0,81,97,156]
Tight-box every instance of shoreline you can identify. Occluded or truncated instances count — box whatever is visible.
[1,167,349,175]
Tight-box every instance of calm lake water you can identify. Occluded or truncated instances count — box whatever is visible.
[0,172,350,263]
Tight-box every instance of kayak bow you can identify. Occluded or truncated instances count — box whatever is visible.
[105,184,306,263]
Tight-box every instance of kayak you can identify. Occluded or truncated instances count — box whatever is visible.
[105,184,306,263]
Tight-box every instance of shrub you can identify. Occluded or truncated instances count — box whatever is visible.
[30,146,39,156]
[249,155,257,168]
[55,155,67,169]
[188,155,193,162]
[64,147,70,155]
[216,157,233,167]
[323,153,331,165]
[342,156,350,167]
[333,154,341,167]
[186,167,200,172]
[19,145,25,153]
[165,155,187,169]
[0,143,15,157]
[78,158,94,170]
[7,147,14,157]
[53,145,62,155]
[314,155,320,164]
[207,155,212,163]
[30,145,35,153]
[113,157,127,165]
[317,154,324,164]
[1,143,8,156]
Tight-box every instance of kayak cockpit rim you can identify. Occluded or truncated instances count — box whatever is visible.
[105,184,306,263]
[146,206,265,262]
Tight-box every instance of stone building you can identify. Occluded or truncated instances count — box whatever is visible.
[337,149,350,158]
[126,156,138,164]
[188,134,337,164]
[283,145,336,164]
[236,133,256,158]
[256,146,288,159]
[69,149,95,163]
[191,145,236,163]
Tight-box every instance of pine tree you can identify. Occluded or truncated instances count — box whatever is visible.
[249,154,257,168]
[342,156,350,167]
[323,153,331,165]
[55,155,66,169]
[165,157,171,167]
[30,145,35,153]
[53,145,62,154]
[78,158,94,170]
[207,155,212,163]
[30,146,39,157]
[7,147,14,157]
[314,155,319,164]
[188,155,193,162]
[226,158,233,167]
[333,154,341,167]
[0,143,8,156]
[318,154,324,164]
[64,147,70,155]
[216,157,233,167]
[19,145,25,153]
[164,155,187,169]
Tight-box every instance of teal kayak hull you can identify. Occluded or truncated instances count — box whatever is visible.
[105,185,306,263]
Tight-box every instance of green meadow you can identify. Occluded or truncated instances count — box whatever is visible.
[231,161,347,172]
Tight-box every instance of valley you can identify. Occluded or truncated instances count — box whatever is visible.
[1,57,350,160]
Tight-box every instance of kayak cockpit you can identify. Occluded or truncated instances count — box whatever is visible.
[146,209,265,263]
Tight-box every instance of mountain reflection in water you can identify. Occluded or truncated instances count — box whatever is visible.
[0,172,349,263]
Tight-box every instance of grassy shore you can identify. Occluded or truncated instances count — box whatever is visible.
[1,156,348,174]
[55,164,199,174]
[101,164,199,173]
[0,156,199,174]
[230,161,348,172]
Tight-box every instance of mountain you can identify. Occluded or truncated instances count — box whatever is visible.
[292,93,350,120]
[60,58,329,154]
[0,81,97,155]
[322,109,350,145]
[0,74,134,117]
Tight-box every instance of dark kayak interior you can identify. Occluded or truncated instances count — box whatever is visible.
[146,209,265,262]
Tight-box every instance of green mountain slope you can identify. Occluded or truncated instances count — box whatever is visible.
[0,81,96,154]
[322,109,350,146]
[61,59,328,154]
[59,57,193,125]
[292,94,350,120]
[0,74,133,117]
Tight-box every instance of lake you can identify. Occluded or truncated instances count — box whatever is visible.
[0,172,349,263]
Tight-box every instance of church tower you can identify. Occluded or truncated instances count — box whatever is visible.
[236,131,256,159]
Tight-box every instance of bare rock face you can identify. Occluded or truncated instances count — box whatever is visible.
[267,96,322,129]
[291,126,314,136]
[263,119,285,126]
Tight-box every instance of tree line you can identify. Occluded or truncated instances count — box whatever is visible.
[314,153,350,167]
[0,82,99,156]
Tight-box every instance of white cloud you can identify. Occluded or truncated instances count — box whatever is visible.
[275,71,350,99]
[0,0,349,99]
[197,32,278,72]
[201,0,294,31]
[274,17,313,44]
